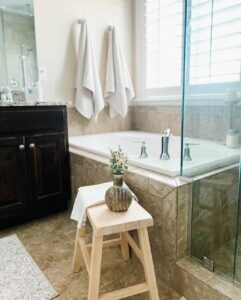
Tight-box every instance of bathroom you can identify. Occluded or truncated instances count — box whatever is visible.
[0,0,241,299]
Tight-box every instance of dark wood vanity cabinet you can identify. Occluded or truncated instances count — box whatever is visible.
[0,106,70,228]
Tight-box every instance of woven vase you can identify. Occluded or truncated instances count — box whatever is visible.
[105,174,132,212]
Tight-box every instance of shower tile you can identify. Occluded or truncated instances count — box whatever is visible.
[174,262,230,300]
[177,258,215,283]
[125,171,149,191]
[176,184,191,259]
[67,107,132,136]
[149,178,175,199]
[207,275,241,300]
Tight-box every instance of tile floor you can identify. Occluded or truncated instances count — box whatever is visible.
[0,212,180,299]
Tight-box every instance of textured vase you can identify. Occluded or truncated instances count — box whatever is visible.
[105,174,132,212]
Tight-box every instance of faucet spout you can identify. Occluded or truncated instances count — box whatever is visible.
[160,129,171,160]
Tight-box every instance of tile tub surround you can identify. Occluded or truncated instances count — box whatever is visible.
[131,105,182,136]
[67,107,132,136]
[184,104,241,143]
[130,104,241,143]
[0,212,180,300]
[69,147,191,289]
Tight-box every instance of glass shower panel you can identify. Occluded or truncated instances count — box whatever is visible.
[181,0,241,282]
[234,162,241,283]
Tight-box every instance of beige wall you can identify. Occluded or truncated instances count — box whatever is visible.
[34,0,133,103]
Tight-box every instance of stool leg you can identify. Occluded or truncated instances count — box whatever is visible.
[73,227,85,273]
[88,234,103,300]
[120,232,130,261]
[138,227,159,300]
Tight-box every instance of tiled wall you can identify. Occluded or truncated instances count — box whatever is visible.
[185,104,241,142]
[67,107,132,136]
[68,103,241,143]
[131,104,241,142]
[131,105,182,135]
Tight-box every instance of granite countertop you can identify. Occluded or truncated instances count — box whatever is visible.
[0,101,70,107]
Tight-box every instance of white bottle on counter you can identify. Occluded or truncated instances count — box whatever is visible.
[226,129,239,148]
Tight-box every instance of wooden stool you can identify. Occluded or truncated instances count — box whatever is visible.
[73,200,159,300]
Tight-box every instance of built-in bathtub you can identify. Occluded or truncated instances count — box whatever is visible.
[69,131,240,177]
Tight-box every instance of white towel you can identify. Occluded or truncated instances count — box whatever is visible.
[75,20,104,120]
[70,181,138,228]
[104,27,135,118]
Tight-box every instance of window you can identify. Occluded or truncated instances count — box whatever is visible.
[136,0,241,102]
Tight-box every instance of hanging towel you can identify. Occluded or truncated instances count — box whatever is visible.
[75,20,104,120]
[104,27,135,118]
[71,181,138,228]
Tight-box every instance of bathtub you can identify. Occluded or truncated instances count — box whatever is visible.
[69,131,240,177]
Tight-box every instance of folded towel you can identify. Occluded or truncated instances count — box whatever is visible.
[75,20,104,120]
[104,27,135,118]
[70,181,138,228]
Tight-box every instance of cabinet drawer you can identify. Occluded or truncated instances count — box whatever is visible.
[0,106,66,134]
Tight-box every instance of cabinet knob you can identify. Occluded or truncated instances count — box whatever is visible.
[29,143,35,149]
[19,144,25,150]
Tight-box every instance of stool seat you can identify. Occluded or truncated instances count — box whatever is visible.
[87,200,153,236]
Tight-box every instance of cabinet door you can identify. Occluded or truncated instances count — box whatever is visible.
[0,137,28,216]
[26,133,68,209]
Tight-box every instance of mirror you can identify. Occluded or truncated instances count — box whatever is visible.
[0,0,39,102]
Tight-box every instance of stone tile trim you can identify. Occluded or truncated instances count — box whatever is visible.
[175,257,241,300]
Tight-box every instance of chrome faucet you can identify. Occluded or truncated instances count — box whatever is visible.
[160,129,171,160]
[183,142,199,161]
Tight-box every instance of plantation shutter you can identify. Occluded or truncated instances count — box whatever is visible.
[189,0,241,85]
[144,0,183,89]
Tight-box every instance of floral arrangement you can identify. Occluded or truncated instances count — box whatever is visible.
[108,146,128,175]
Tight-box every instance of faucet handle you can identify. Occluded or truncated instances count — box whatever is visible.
[133,141,148,158]
[162,128,171,137]
[183,142,200,161]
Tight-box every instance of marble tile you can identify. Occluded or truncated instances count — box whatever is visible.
[131,106,182,136]
[190,167,239,279]
[149,177,175,199]
[125,170,149,192]
[207,275,241,300]
[176,184,191,259]
[177,257,215,283]
[174,263,230,300]
[67,107,132,136]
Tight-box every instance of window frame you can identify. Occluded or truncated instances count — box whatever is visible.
[135,0,241,105]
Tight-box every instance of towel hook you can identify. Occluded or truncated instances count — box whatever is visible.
[107,25,113,31]
[77,18,85,25]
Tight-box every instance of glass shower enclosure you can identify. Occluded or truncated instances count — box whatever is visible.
[180,0,241,284]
